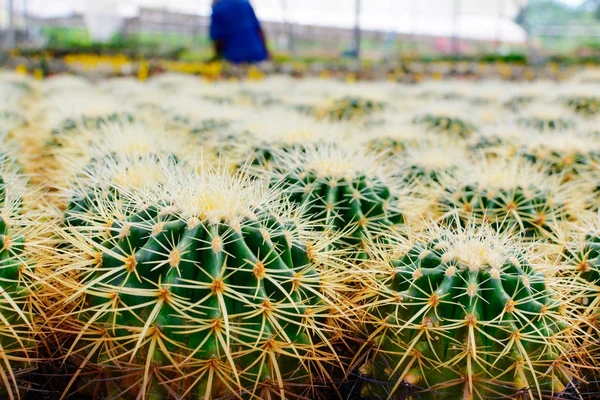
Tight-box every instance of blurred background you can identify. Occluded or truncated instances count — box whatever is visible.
[0,0,597,58]
[0,0,598,79]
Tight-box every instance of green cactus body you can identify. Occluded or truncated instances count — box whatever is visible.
[522,145,600,178]
[562,230,600,321]
[49,120,190,193]
[269,146,404,259]
[189,118,234,135]
[517,117,574,131]
[239,89,282,107]
[244,144,282,170]
[588,181,600,211]
[504,95,535,112]
[50,112,135,138]
[525,150,600,177]
[467,127,522,159]
[165,113,235,138]
[366,137,408,157]
[63,157,166,229]
[413,114,475,139]
[400,145,467,187]
[468,135,505,153]
[61,154,177,222]
[0,168,38,398]
[0,110,28,134]
[359,225,573,399]
[564,96,599,116]
[46,113,136,154]
[404,165,446,186]
[243,142,328,172]
[233,120,348,173]
[292,104,317,117]
[60,166,344,399]
[559,225,600,391]
[322,97,386,121]
[438,160,572,238]
[441,183,562,237]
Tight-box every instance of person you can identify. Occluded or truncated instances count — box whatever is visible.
[210,0,269,64]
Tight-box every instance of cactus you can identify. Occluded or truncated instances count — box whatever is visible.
[363,124,423,158]
[399,143,468,186]
[518,118,574,132]
[0,111,27,135]
[356,222,579,400]
[504,95,535,112]
[48,113,135,146]
[267,144,404,259]
[555,217,600,394]
[564,96,599,116]
[64,156,173,229]
[521,133,600,178]
[361,117,428,158]
[585,179,600,212]
[5,60,600,400]
[47,120,189,193]
[0,159,46,399]
[188,118,234,135]
[436,158,579,238]
[561,240,600,335]
[517,104,575,131]
[158,97,247,138]
[366,137,408,156]
[239,88,282,107]
[55,162,348,399]
[413,114,475,139]
[228,112,347,170]
[466,126,523,158]
[559,217,600,327]
[468,134,506,154]
[319,97,386,121]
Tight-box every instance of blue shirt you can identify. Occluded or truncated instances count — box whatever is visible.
[210,0,268,64]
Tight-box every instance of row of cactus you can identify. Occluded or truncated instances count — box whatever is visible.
[0,70,598,400]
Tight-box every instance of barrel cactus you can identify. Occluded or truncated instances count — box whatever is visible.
[55,162,348,399]
[49,120,189,192]
[319,96,387,121]
[466,124,524,157]
[564,96,599,116]
[366,137,409,157]
[399,143,468,186]
[504,95,535,112]
[517,104,575,131]
[0,110,28,136]
[228,111,348,170]
[521,133,600,178]
[436,157,579,238]
[356,222,579,400]
[267,144,405,259]
[64,155,172,228]
[555,216,600,394]
[0,160,46,399]
[413,113,475,139]
[50,112,135,139]
[584,178,600,212]
[363,122,423,157]
[560,217,600,329]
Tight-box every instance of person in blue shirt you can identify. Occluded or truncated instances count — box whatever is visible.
[210,0,269,63]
